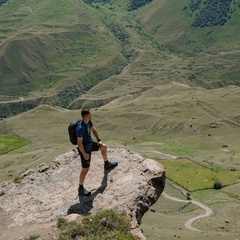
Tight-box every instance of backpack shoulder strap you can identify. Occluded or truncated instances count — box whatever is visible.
[79,120,88,135]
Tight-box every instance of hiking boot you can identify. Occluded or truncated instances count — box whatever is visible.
[78,188,91,197]
[104,161,118,170]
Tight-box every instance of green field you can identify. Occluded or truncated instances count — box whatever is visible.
[0,134,28,154]
[158,158,240,191]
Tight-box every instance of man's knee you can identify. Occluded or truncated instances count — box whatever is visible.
[81,167,89,173]
[99,142,107,151]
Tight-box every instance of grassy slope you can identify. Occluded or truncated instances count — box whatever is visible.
[89,83,240,169]
[0,134,28,154]
[1,0,240,106]
[142,180,240,240]
[1,83,240,181]
[0,0,126,99]
[159,158,240,191]
[138,0,240,88]
[140,0,240,53]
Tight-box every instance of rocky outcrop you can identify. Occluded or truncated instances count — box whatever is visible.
[0,148,165,239]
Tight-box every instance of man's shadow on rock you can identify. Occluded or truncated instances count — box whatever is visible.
[67,168,112,216]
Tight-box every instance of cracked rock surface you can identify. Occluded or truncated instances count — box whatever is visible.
[0,148,165,240]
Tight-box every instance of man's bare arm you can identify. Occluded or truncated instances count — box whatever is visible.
[91,126,100,141]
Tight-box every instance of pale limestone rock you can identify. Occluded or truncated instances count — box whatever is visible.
[0,148,165,239]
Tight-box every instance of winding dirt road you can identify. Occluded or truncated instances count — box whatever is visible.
[163,192,212,232]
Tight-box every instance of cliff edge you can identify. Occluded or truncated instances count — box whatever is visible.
[0,148,165,239]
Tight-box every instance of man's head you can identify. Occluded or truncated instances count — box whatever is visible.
[81,108,92,120]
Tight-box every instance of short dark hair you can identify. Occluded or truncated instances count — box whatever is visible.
[81,108,91,117]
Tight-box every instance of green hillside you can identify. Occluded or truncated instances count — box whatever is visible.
[1,83,240,182]
[140,0,240,52]
[0,0,127,112]
[0,0,240,177]
[1,0,240,117]
[138,0,240,89]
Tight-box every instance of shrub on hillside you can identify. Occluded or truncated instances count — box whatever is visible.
[83,0,110,4]
[13,175,24,183]
[0,0,7,6]
[213,182,223,190]
[186,0,239,27]
[57,210,139,240]
[128,0,153,11]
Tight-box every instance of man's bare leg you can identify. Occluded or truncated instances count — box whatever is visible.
[79,168,89,185]
[99,143,108,161]
[99,143,118,170]
[78,168,91,196]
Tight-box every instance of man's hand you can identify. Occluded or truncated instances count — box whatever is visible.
[77,137,90,160]
[84,153,90,160]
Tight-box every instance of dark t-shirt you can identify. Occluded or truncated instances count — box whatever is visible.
[76,120,93,152]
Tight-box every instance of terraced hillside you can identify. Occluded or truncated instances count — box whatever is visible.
[0,0,127,115]
[1,0,240,117]
[1,82,240,181]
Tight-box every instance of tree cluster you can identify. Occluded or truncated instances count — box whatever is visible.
[82,0,153,11]
[189,0,202,12]
[83,0,110,4]
[186,0,240,28]
[128,0,153,11]
[0,0,7,6]
[106,22,129,43]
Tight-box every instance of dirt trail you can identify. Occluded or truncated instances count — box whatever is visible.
[162,192,212,232]
[152,150,177,159]
[0,95,23,103]
[121,48,145,75]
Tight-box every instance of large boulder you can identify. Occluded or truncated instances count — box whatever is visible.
[0,148,165,239]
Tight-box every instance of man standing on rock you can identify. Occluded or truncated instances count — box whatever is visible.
[76,108,118,197]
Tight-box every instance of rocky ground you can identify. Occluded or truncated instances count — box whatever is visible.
[0,148,165,240]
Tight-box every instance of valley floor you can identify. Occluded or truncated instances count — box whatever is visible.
[141,180,240,240]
